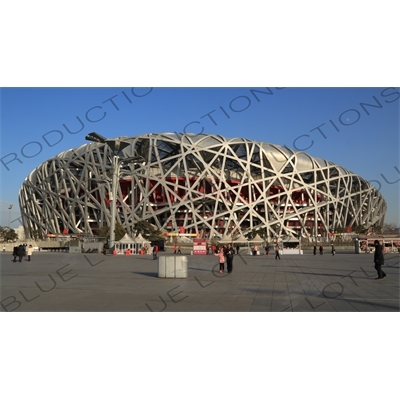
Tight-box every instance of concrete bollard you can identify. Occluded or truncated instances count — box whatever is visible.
[158,255,188,278]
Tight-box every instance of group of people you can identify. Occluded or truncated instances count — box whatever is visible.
[311,241,387,280]
[7,238,388,281]
[265,244,281,259]
[12,244,34,262]
[312,245,336,256]
[173,246,181,254]
[208,244,241,255]
[211,240,387,281]
[213,242,284,272]
[214,243,235,273]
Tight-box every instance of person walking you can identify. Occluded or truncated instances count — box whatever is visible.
[236,245,240,255]
[17,244,25,262]
[224,243,235,273]
[214,247,226,273]
[275,245,281,260]
[331,245,336,256]
[319,245,323,255]
[173,245,177,254]
[313,245,317,256]
[12,246,18,262]
[265,244,269,256]
[152,245,157,259]
[373,240,386,280]
[253,244,258,256]
[27,244,34,261]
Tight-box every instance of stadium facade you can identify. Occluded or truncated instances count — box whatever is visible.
[19,133,386,240]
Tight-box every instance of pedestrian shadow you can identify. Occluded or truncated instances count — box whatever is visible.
[287,271,353,278]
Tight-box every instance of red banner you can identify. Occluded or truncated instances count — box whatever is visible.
[193,238,207,255]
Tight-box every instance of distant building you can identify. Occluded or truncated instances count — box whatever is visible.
[19,133,387,240]
[14,225,26,241]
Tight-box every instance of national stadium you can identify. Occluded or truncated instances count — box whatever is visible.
[19,133,387,240]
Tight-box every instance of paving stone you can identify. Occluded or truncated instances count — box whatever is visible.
[1,251,398,312]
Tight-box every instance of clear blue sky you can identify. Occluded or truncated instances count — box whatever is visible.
[1,87,399,227]
[1,2,399,394]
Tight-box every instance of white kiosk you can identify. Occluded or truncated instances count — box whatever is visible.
[114,233,136,254]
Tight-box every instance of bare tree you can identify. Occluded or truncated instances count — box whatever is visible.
[381,223,397,234]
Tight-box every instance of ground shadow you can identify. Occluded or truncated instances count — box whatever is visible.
[243,287,284,295]
[131,271,159,278]
[334,297,400,311]
[285,271,351,278]
[188,267,212,272]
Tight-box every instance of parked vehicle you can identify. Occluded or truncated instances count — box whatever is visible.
[150,240,165,251]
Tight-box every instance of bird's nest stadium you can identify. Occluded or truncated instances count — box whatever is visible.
[19,133,386,240]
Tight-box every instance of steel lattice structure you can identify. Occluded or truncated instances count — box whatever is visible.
[19,133,386,239]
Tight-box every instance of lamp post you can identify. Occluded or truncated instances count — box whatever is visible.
[8,205,13,227]
[298,229,302,255]
[85,132,144,251]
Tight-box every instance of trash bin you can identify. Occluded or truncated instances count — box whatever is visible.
[158,256,188,278]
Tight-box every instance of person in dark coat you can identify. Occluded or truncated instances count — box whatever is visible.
[224,243,235,273]
[319,245,323,255]
[373,240,386,280]
[275,245,281,260]
[17,244,25,262]
[313,245,317,256]
[152,245,158,259]
[12,246,18,262]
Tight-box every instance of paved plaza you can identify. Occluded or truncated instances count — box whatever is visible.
[1,249,399,312]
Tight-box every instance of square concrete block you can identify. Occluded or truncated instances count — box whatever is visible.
[158,256,188,278]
